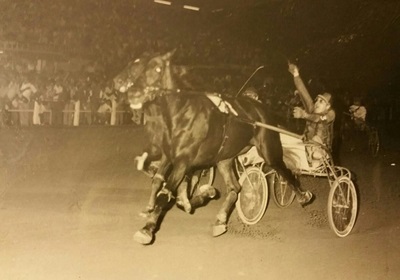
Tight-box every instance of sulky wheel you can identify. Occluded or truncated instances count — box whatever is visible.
[271,171,295,208]
[327,176,358,237]
[236,166,269,225]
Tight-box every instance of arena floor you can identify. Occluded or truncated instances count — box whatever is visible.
[0,126,399,280]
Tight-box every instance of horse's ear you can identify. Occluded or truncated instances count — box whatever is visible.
[162,49,177,61]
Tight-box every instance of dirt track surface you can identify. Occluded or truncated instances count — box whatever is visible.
[0,126,399,280]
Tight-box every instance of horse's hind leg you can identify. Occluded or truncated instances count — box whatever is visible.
[189,184,217,209]
[213,158,240,237]
[182,168,217,212]
[257,139,313,206]
[176,169,217,213]
[272,165,313,206]
[176,176,192,213]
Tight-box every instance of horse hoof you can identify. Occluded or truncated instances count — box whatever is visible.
[297,191,313,206]
[176,199,192,213]
[199,184,217,199]
[133,229,153,245]
[212,224,227,237]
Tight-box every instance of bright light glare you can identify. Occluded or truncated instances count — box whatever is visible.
[183,5,200,11]
[154,0,171,5]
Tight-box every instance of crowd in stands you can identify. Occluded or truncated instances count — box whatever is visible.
[0,0,398,129]
[0,0,273,128]
[1,0,266,72]
[0,58,134,127]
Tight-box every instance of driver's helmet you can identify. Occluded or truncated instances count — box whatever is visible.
[243,87,259,101]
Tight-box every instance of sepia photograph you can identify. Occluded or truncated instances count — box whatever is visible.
[0,0,399,279]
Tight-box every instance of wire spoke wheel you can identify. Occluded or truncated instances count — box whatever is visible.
[271,171,295,208]
[236,166,269,225]
[327,176,358,237]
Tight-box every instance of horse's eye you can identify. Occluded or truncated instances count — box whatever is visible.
[155,67,162,73]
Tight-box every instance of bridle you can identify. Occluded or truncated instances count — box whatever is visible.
[126,55,182,102]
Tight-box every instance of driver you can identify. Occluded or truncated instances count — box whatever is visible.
[288,63,336,166]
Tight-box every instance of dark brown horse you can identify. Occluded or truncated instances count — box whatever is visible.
[114,51,211,216]
[115,50,313,245]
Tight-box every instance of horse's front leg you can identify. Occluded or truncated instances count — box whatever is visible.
[135,142,162,177]
[140,154,171,217]
[213,159,239,237]
[134,161,187,245]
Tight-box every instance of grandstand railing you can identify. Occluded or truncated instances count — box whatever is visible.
[5,100,135,126]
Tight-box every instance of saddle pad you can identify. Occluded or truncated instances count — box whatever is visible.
[206,93,238,116]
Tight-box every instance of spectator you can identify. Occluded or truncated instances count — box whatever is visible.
[349,97,367,130]
[51,79,64,125]
[33,91,46,126]
[19,74,37,126]
[6,76,21,126]
[63,82,77,126]
[97,99,112,124]
[0,79,6,127]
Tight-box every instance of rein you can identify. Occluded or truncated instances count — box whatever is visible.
[141,82,303,140]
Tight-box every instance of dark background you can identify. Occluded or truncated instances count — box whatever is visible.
[136,0,400,96]
[1,0,399,126]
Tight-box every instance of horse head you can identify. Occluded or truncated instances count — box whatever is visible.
[113,52,152,93]
[114,50,177,109]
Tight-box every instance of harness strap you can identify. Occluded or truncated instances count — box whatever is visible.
[214,114,231,162]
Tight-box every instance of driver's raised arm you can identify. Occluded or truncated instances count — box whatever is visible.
[288,63,314,114]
